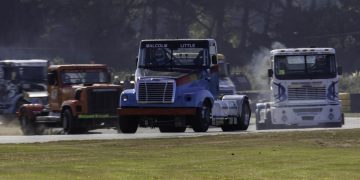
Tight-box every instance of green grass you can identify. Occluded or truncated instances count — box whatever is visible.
[0,129,360,179]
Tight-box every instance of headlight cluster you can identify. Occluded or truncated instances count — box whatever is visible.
[122,94,128,102]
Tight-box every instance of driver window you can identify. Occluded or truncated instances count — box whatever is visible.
[150,48,169,65]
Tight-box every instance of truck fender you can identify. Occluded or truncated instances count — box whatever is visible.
[194,90,214,108]
[18,104,44,118]
[222,95,250,116]
[61,100,80,116]
[119,89,136,107]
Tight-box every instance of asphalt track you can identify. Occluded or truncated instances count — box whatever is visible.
[0,116,359,144]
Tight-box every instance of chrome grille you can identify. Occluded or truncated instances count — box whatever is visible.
[137,81,175,103]
[88,89,120,114]
[288,86,326,100]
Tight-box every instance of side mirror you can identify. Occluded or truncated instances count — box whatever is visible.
[135,56,138,67]
[337,66,342,75]
[211,55,217,65]
[47,72,56,85]
[268,69,273,77]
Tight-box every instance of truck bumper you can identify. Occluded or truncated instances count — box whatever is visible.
[117,107,197,116]
[269,104,342,127]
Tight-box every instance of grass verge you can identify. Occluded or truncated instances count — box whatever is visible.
[0,129,359,179]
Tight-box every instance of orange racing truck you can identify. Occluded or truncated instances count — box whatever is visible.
[18,64,122,135]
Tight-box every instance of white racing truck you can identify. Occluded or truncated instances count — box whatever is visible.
[256,48,344,129]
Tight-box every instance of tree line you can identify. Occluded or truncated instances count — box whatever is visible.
[0,0,359,72]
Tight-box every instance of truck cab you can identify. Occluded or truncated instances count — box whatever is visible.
[118,39,251,133]
[18,64,122,135]
[256,48,344,129]
[0,60,48,115]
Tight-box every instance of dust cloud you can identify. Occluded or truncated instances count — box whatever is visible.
[0,115,22,135]
[247,42,286,90]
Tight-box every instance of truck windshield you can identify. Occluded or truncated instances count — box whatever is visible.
[139,47,209,69]
[3,66,46,83]
[61,70,109,85]
[138,41,211,70]
[274,54,337,80]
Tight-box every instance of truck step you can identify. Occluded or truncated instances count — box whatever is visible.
[35,116,61,123]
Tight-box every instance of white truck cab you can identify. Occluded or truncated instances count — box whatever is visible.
[256,48,344,129]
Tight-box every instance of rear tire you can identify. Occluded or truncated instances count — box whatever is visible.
[118,116,138,134]
[62,109,82,134]
[238,102,251,130]
[222,101,251,131]
[191,103,211,132]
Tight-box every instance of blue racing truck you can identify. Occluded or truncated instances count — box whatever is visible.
[0,60,48,116]
[117,39,251,133]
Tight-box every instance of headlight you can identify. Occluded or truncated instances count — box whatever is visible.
[122,94,128,102]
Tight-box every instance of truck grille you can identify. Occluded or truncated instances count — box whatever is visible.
[137,81,175,103]
[288,86,326,100]
[88,89,120,114]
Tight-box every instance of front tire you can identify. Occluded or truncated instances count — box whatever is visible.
[62,109,82,134]
[118,116,138,134]
[19,109,42,135]
[191,103,211,132]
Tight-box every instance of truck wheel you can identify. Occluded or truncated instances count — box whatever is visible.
[159,126,186,133]
[62,109,81,134]
[222,101,251,131]
[191,103,211,132]
[19,110,36,135]
[118,116,138,134]
[238,101,251,130]
[19,109,41,135]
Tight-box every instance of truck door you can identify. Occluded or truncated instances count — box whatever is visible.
[48,70,61,111]
[207,50,219,97]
